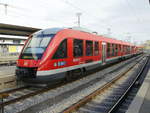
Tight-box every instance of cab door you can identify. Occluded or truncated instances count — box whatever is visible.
[102,42,106,63]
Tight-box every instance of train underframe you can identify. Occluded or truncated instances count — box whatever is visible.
[16,54,140,85]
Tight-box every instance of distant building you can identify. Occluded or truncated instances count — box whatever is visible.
[0,35,27,55]
[0,23,40,56]
[143,40,150,53]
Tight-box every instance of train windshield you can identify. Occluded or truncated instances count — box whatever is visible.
[20,34,55,59]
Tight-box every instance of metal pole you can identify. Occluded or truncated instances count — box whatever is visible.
[0,98,4,113]
[76,12,82,27]
[78,15,80,27]
[0,93,9,113]
[107,28,111,37]
[0,3,8,15]
[4,4,7,15]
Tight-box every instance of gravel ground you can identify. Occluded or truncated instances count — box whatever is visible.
[4,55,143,113]
[74,57,147,113]
[0,66,16,76]
[39,59,140,113]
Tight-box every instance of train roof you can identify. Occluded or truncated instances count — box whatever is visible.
[34,27,136,47]
[100,37,134,46]
[34,28,63,35]
[66,28,135,46]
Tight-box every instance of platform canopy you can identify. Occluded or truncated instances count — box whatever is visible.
[0,23,41,36]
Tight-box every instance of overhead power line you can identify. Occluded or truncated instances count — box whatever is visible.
[0,2,31,16]
[0,3,8,15]
[61,0,111,28]
[0,2,72,26]
[123,0,143,24]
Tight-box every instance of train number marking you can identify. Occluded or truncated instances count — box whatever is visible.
[54,61,66,67]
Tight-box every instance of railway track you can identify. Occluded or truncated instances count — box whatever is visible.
[0,55,144,113]
[62,55,149,113]
[21,55,144,113]
[0,61,16,66]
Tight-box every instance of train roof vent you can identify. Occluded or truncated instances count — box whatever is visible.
[69,27,94,34]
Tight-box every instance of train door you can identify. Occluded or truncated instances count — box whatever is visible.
[102,42,106,63]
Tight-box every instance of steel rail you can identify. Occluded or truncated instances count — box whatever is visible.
[0,55,143,107]
[107,55,149,113]
[62,56,146,113]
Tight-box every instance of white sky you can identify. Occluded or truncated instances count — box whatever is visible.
[0,0,149,44]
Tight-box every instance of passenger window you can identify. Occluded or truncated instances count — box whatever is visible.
[53,39,67,59]
[115,44,118,56]
[119,45,121,52]
[112,44,115,56]
[86,40,93,56]
[107,43,111,57]
[127,46,130,54]
[125,46,126,53]
[123,45,125,52]
[94,41,99,56]
[73,39,83,57]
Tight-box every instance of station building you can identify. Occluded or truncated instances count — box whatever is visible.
[143,40,150,53]
[0,23,40,56]
[0,35,27,56]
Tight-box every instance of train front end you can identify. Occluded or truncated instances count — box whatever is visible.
[16,28,59,83]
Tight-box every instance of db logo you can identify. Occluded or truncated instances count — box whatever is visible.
[24,61,28,66]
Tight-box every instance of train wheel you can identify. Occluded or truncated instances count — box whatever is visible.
[72,68,84,77]
[82,68,87,76]
[65,71,72,81]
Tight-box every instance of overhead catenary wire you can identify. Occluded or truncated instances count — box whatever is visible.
[61,0,111,28]
[0,1,73,27]
[123,0,143,25]
[1,0,111,29]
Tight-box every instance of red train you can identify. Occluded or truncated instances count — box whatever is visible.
[16,28,141,84]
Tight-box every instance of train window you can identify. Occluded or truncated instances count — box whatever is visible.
[129,46,131,53]
[125,46,127,54]
[125,46,128,54]
[123,45,125,52]
[73,39,83,57]
[119,45,121,52]
[132,47,134,52]
[127,46,129,54]
[53,39,67,59]
[127,46,130,54]
[20,34,55,59]
[107,43,111,57]
[115,44,118,56]
[112,44,115,56]
[94,41,99,56]
[86,40,93,56]
[124,46,126,53]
